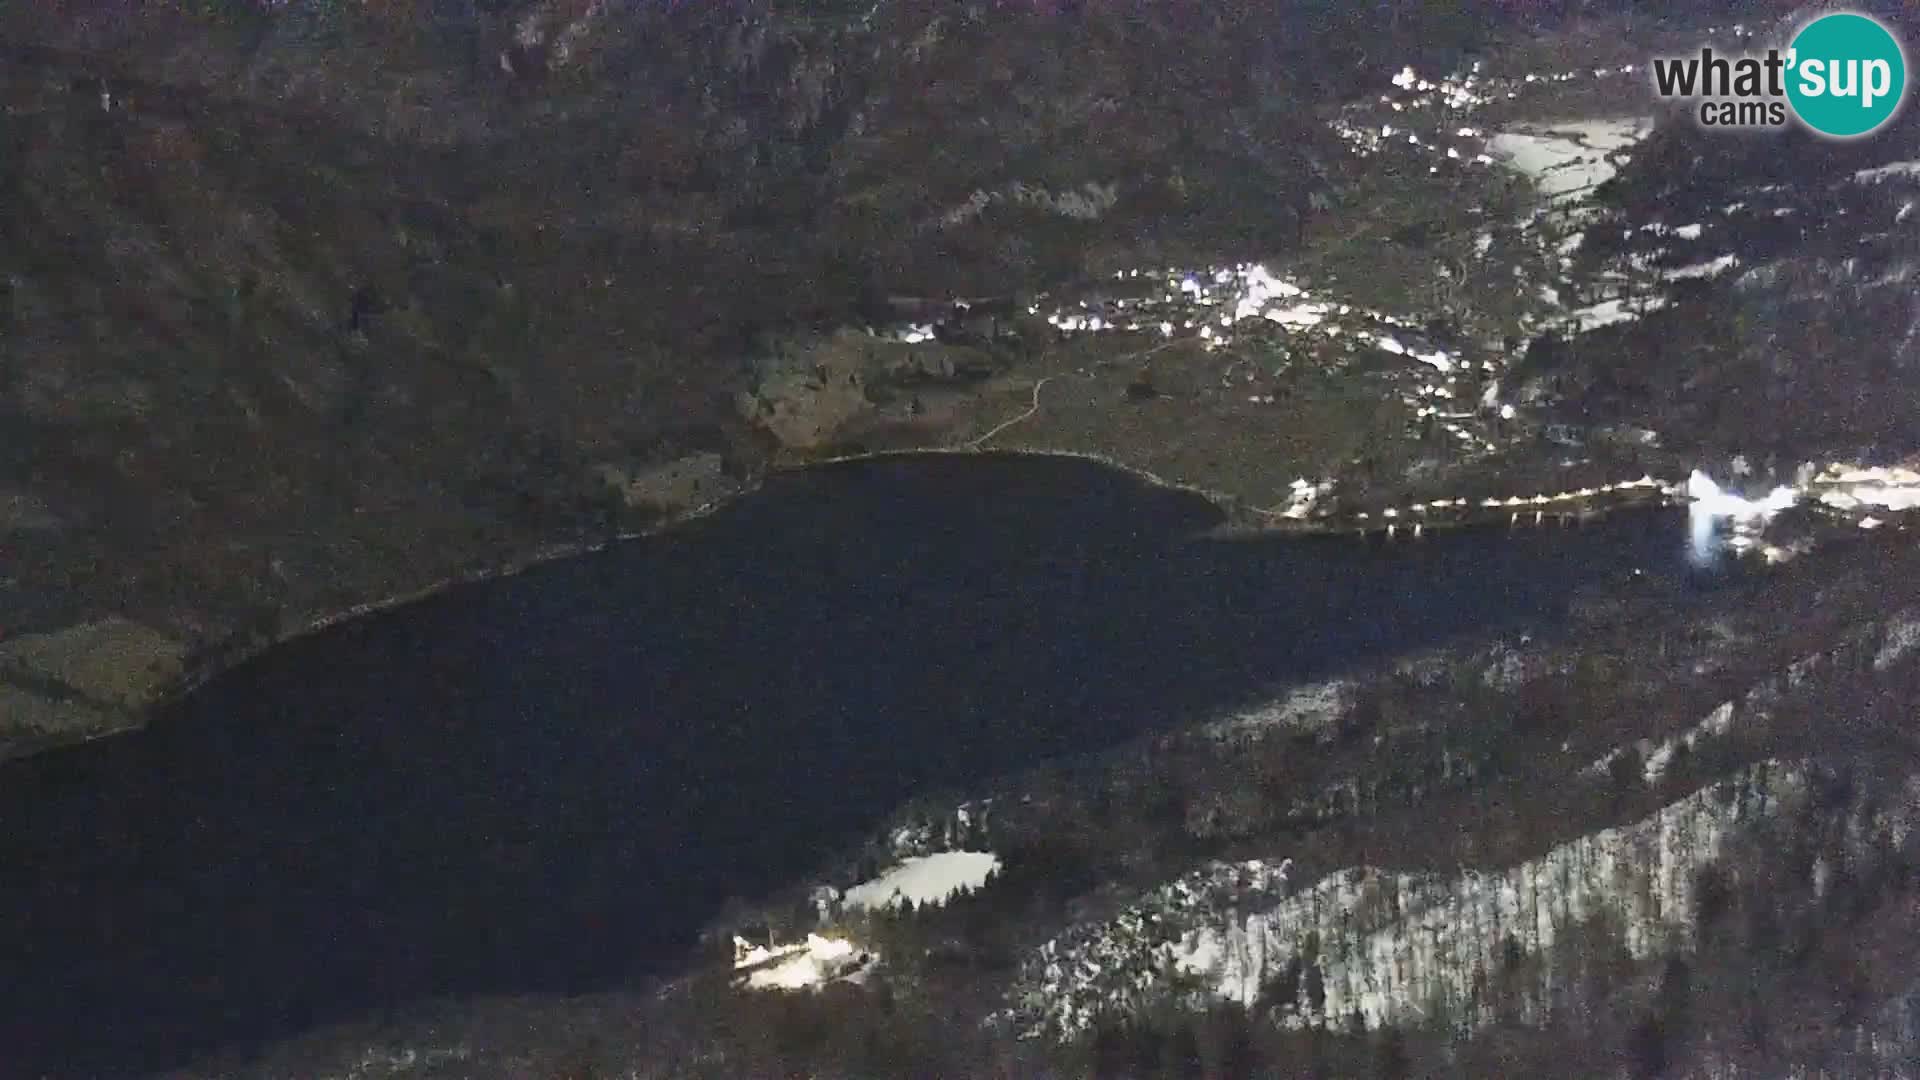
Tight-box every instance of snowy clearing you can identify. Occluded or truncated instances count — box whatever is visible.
[843,851,1000,911]
[1486,118,1653,202]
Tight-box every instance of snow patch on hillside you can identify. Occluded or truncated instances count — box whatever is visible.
[1557,296,1667,332]
[1486,118,1652,203]
[1855,161,1920,184]
[844,851,1000,911]
[1642,701,1734,784]
[1876,612,1920,671]
[1203,680,1353,741]
[1585,701,1738,786]
[1016,762,1847,1038]
[1665,254,1739,280]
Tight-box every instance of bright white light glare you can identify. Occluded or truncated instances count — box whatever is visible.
[742,934,860,990]
[1688,471,1797,519]
[1686,470,1797,564]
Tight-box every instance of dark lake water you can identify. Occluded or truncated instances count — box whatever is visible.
[0,454,1729,1076]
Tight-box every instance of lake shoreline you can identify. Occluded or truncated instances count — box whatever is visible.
[150,447,1693,727]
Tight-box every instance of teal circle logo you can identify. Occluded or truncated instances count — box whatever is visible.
[1786,12,1907,138]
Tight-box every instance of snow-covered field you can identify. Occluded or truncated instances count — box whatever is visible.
[842,850,1001,911]
[1486,118,1653,202]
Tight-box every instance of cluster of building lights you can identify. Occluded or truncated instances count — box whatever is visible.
[733,933,868,991]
